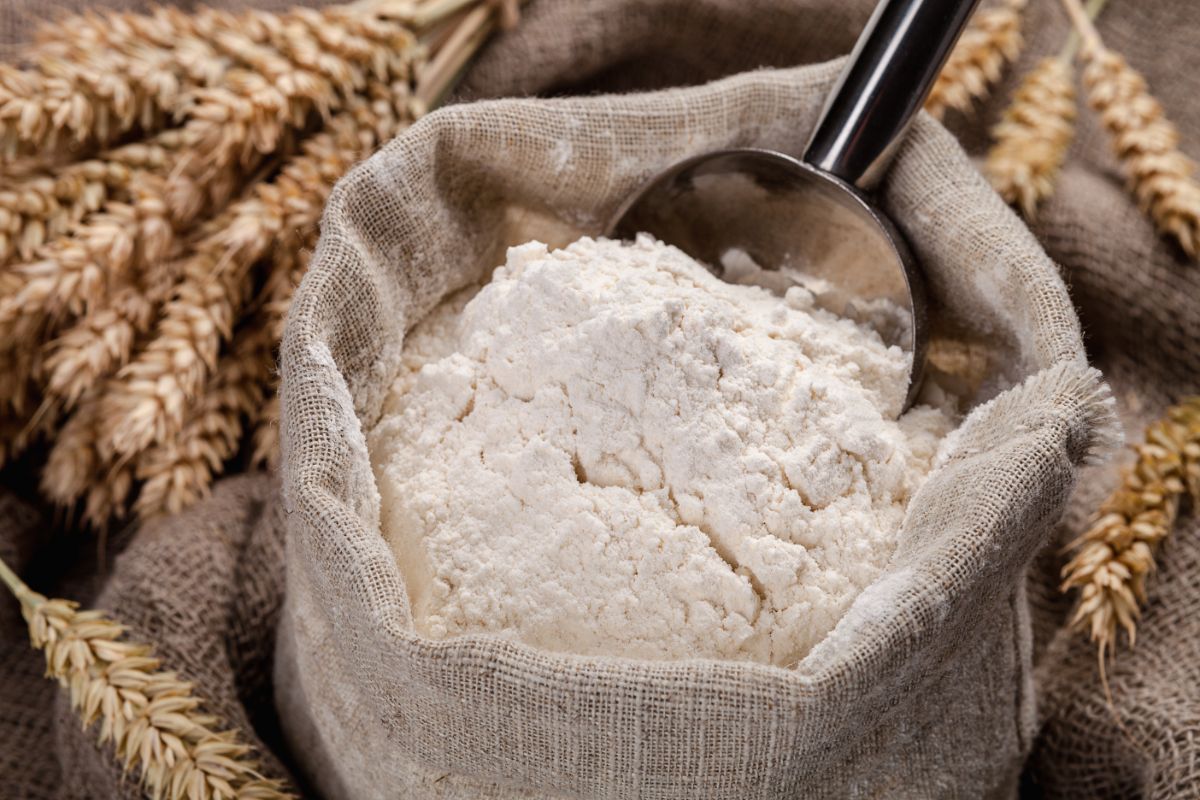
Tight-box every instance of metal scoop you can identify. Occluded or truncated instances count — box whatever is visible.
[608,0,982,409]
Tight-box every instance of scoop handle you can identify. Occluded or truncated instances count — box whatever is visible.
[803,0,983,190]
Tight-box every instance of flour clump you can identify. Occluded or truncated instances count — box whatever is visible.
[369,235,954,666]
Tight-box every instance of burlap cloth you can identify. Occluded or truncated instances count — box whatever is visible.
[0,0,1197,797]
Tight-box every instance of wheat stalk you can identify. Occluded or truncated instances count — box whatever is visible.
[984,56,1077,217]
[0,556,295,800]
[1062,398,1200,664]
[925,0,1026,120]
[1060,0,1200,258]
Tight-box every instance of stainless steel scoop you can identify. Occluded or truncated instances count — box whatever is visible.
[608,0,982,409]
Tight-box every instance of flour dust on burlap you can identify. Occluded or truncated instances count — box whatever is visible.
[368,236,955,667]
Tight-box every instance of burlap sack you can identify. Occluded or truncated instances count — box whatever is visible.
[274,52,1117,796]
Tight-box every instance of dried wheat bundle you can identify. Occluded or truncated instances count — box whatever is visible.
[984,56,1077,217]
[0,0,513,527]
[0,10,421,356]
[1062,398,1200,662]
[1061,0,1200,258]
[926,0,1026,120]
[0,556,295,800]
[97,81,411,464]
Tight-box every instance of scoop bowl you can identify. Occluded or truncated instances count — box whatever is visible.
[607,148,928,410]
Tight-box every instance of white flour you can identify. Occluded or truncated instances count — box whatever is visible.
[369,236,955,666]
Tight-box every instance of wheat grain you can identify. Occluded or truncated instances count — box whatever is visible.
[926,0,1026,121]
[0,557,296,800]
[1062,398,1200,661]
[984,57,1077,217]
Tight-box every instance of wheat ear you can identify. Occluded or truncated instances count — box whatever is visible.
[2,1,422,309]
[41,389,128,528]
[135,322,273,520]
[0,6,418,342]
[1062,398,1200,661]
[925,0,1026,120]
[984,57,1077,217]
[1060,0,1200,257]
[41,255,183,411]
[0,162,118,267]
[0,557,295,800]
[29,6,233,92]
[243,4,496,470]
[0,66,129,159]
[0,323,46,416]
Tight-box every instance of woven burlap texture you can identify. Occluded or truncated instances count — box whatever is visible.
[1,0,1197,797]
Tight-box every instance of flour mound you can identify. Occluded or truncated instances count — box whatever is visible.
[370,236,954,666]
